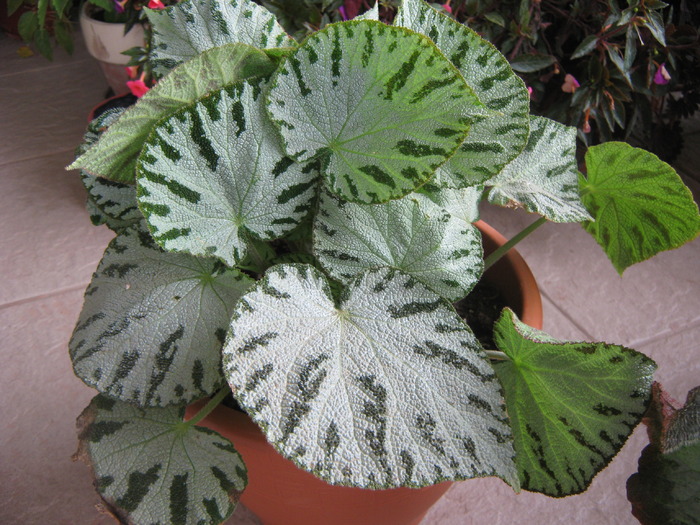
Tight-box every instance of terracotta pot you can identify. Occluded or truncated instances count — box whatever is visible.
[79,3,145,94]
[189,221,542,525]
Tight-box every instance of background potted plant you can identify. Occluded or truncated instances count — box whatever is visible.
[1,0,75,59]
[67,0,700,523]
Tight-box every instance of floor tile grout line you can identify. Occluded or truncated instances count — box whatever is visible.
[0,147,82,170]
[0,283,90,312]
[0,57,95,79]
[627,316,700,349]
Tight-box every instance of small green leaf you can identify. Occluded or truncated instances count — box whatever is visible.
[487,116,592,223]
[314,190,483,301]
[37,0,48,27]
[571,35,599,59]
[34,28,52,60]
[484,12,506,27]
[268,20,483,203]
[580,142,700,274]
[76,395,247,525]
[53,18,74,55]
[137,80,318,266]
[493,308,656,497]
[223,264,518,489]
[645,10,667,47]
[68,43,276,183]
[17,11,38,42]
[627,384,700,525]
[7,0,25,16]
[509,54,556,73]
[70,224,254,407]
[147,0,294,77]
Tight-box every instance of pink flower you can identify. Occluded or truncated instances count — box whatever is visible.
[125,66,139,79]
[442,1,452,14]
[148,0,166,9]
[527,86,533,97]
[338,5,348,20]
[653,63,671,85]
[127,78,150,98]
[561,74,580,93]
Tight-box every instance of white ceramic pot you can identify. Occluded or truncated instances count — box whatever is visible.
[79,3,146,94]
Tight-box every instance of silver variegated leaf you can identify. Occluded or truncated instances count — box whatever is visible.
[355,2,379,21]
[147,0,294,77]
[77,107,142,230]
[70,225,254,407]
[487,116,592,222]
[493,308,656,497]
[76,395,247,524]
[413,185,483,225]
[395,0,530,187]
[222,264,518,489]
[69,44,276,183]
[267,20,485,204]
[314,191,483,301]
[137,80,318,267]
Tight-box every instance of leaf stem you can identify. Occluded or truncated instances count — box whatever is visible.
[485,350,510,361]
[483,216,547,271]
[185,386,230,427]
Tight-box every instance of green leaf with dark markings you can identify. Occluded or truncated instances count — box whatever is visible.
[147,0,294,77]
[627,384,700,525]
[70,224,254,407]
[580,142,700,274]
[314,190,483,301]
[413,184,483,225]
[137,80,318,266]
[76,108,142,231]
[76,395,247,525]
[395,0,530,188]
[68,43,276,183]
[267,20,485,204]
[487,116,591,223]
[222,264,518,489]
[492,308,656,497]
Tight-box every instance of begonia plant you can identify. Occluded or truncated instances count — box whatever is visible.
[67,0,700,522]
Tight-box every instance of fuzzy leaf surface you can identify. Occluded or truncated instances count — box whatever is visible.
[69,44,276,183]
[137,81,318,266]
[77,108,142,230]
[314,191,483,301]
[413,184,483,225]
[394,0,530,187]
[70,225,253,407]
[627,384,700,525]
[147,0,294,76]
[222,264,518,489]
[268,20,484,204]
[580,142,700,273]
[487,116,591,222]
[492,308,656,497]
[75,395,247,524]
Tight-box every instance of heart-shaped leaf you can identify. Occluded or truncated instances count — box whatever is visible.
[492,308,656,497]
[580,141,700,274]
[267,20,484,203]
[394,0,530,187]
[222,264,518,489]
[75,395,247,524]
[147,0,294,77]
[314,191,483,301]
[137,80,318,267]
[69,43,276,183]
[487,116,592,222]
[70,224,254,407]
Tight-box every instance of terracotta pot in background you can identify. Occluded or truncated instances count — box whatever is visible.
[79,3,145,94]
[189,221,542,525]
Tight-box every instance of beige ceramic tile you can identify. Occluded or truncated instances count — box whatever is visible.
[0,45,107,166]
[0,152,115,305]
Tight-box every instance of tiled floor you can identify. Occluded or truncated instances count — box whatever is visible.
[1,29,698,525]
